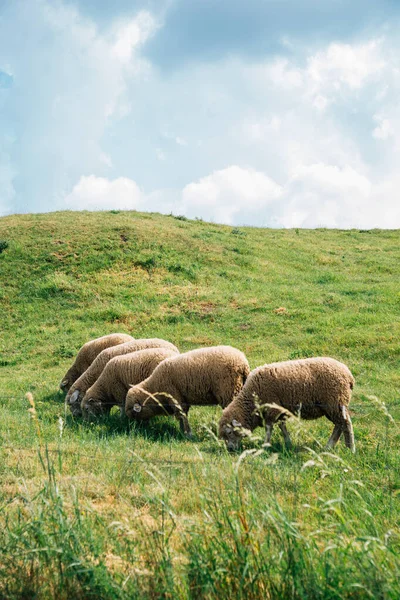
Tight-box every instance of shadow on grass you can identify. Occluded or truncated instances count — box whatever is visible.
[63,407,327,459]
[65,412,186,443]
[199,438,297,457]
[199,424,325,460]
[64,409,325,458]
[41,390,65,403]
[129,418,186,443]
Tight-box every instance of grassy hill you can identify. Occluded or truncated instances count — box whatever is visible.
[0,210,399,599]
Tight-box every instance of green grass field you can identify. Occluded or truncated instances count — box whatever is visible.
[0,211,399,599]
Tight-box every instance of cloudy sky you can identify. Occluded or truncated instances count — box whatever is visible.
[1,0,400,227]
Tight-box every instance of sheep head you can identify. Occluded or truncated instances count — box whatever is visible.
[60,365,79,392]
[125,387,174,420]
[59,378,70,392]
[66,388,84,417]
[125,386,154,420]
[219,416,245,452]
[81,394,106,419]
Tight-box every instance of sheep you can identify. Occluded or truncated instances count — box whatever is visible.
[81,347,180,419]
[219,357,355,452]
[60,333,134,392]
[125,346,250,437]
[66,338,179,416]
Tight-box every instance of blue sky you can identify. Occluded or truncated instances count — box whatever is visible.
[1,0,399,227]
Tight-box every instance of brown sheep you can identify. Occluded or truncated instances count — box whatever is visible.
[66,338,179,416]
[125,346,250,437]
[219,357,355,452]
[81,347,179,418]
[60,333,134,392]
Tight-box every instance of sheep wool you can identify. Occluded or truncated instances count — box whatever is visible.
[125,346,250,437]
[66,338,179,416]
[219,357,355,452]
[60,333,134,392]
[81,347,180,419]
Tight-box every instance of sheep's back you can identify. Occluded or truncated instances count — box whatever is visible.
[67,338,178,402]
[248,357,353,411]
[89,338,178,377]
[110,347,180,387]
[146,346,249,404]
[79,333,134,371]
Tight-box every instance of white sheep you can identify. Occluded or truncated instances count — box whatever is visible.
[125,346,250,437]
[81,347,179,419]
[66,338,179,416]
[60,333,134,392]
[219,357,355,452]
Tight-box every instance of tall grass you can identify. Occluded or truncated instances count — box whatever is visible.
[0,448,127,599]
[1,404,398,599]
[187,477,399,599]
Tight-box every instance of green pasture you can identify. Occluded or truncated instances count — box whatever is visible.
[0,211,399,599]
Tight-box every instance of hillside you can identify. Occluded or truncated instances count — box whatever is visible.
[0,211,399,599]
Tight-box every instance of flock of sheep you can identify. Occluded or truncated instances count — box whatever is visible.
[61,333,356,452]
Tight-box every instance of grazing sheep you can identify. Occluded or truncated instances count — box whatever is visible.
[125,346,250,437]
[219,357,355,452]
[66,338,179,416]
[81,347,179,419]
[60,333,134,392]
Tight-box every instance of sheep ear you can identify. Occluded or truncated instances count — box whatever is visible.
[133,403,142,413]
[70,390,80,404]
[232,419,241,427]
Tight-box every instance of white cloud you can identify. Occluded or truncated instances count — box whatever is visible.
[313,94,329,112]
[180,166,282,224]
[176,163,397,228]
[369,177,400,228]
[278,163,371,228]
[175,164,375,228]
[372,115,394,140]
[265,59,304,89]
[291,163,371,197]
[63,175,143,210]
[0,0,157,212]
[63,155,399,228]
[2,1,400,229]
[111,11,158,65]
[0,157,15,216]
[242,116,281,142]
[307,40,384,91]
[60,27,400,229]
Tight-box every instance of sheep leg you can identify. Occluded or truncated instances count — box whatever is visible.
[326,424,342,450]
[279,421,292,448]
[178,414,192,438]
[341,408,355,453]
[264,423,273,445]
[175,404,193,438]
